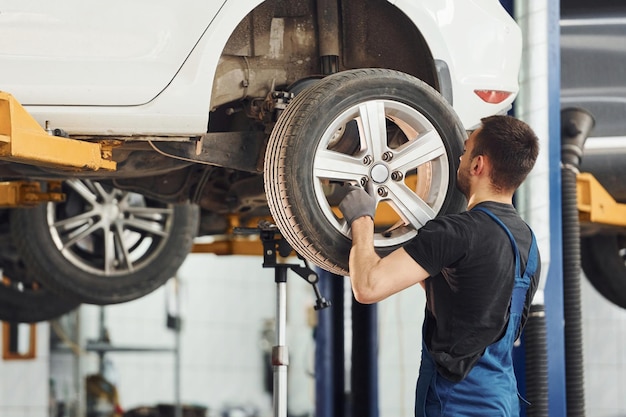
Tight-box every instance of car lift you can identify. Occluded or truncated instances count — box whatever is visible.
[0,91,115,208]
[234,220,331,417]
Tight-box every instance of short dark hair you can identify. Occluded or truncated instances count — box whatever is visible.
[471,115,539,191]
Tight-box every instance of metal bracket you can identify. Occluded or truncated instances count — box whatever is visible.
[0,180,65,207]
[239,220,331,310]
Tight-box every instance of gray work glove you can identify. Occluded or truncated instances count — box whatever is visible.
[338,184,376,226]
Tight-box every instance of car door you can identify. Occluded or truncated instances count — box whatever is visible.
[0,0,226,106]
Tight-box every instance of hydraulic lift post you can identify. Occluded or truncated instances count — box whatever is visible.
[235,221,331,417]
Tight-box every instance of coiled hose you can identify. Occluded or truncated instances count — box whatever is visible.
[525,303,548,416]
[560,108,595,417]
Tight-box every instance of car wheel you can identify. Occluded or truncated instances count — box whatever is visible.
[581,233,626,308]
[10,179,199,305]
[265,69,466,275]
[0,249,79,324]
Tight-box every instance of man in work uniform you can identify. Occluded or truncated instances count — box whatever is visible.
[338,115,541,416]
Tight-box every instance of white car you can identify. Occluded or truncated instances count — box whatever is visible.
[0,0,521,316]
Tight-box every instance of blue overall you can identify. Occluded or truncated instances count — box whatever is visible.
[415,207,538,417]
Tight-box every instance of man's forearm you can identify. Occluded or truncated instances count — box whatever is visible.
[348,216,381,303]
[348,216,431,303]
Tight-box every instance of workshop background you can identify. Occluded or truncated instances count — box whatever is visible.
[0,254,624,417]
[1,0,626,417]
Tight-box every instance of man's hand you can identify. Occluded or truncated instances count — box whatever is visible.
[338,184,376,225]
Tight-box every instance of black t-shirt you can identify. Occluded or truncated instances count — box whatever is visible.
[404,201,541,382]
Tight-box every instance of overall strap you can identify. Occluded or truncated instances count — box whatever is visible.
[471,206,538,315]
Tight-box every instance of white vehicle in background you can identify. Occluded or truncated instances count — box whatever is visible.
[0,0,521,320]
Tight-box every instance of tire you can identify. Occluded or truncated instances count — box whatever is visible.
[10,179,199,305]
[0,245,79,324]
[265,69,466,275]
[581,233,626,308]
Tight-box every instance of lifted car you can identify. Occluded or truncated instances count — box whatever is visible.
[0,0,521,315]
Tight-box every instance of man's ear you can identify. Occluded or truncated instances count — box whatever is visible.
[472,154,485,175]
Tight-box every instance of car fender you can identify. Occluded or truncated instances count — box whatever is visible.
[0,0,227,107]
[6,0,266,136]
[393,0,521,128]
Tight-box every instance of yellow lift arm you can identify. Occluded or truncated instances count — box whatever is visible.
[577,172,626,227]
[0,92,115,171]
[0,181,64,207]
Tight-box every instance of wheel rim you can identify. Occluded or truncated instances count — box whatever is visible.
[313,99,450,248]
[46,179,175,276]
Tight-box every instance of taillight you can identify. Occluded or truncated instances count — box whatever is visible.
[474,90,513,104]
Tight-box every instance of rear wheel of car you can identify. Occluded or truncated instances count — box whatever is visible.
[581,233,626,308]
[264,69,466,275]
[11,180,199,305]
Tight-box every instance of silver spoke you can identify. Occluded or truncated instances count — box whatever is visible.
[314,149,369,182]
[66,179,99,206]
[386,181,437,228]
[113,222,134,272]
[357,101,387,158]
[389,129,446,173]
[123,217,168,237]
[61,220,103,251]
[103,227,116,275]
[52,209,98,230]
[124,206,173,216]
[93,181,112,200]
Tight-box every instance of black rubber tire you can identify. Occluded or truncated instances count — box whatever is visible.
[0,243,79,323]
[264,69,466,275]
[581,233,626,309]
[10,181,199,305]
[0,279,79,324]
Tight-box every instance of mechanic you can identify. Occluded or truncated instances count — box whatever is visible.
[338,115,541,416]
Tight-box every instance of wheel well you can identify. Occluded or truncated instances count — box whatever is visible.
[340,1,437,86]
[210,0,438,114]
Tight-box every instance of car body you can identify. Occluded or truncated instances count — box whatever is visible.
[1,0,519,134]
[0,0,522,312]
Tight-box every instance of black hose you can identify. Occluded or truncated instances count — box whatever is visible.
[561,165,585,417]
[560,108,595,417]
[525,304,549,417]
